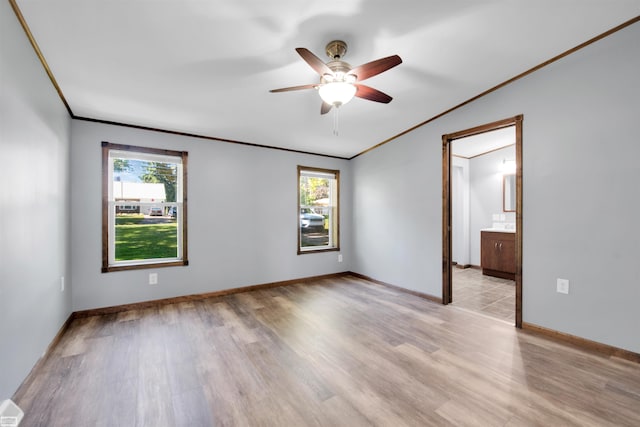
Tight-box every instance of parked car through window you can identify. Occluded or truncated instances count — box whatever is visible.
[300,207,324,230]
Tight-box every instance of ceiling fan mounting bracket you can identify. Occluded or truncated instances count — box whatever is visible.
[325,40,348,60]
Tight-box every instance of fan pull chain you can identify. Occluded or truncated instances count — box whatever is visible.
[333,106,339,136]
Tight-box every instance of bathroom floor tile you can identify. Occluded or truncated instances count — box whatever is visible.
[452,267,515,323]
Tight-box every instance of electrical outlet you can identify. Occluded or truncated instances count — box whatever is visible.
[557,278,569,294]
[149,273,158,285]
[60,276,65,292]
[338,254,343,263]
[0,399,24,426]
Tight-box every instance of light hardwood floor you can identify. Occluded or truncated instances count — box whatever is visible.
[14,275,640,426]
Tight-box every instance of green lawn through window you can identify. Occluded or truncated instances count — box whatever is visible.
[115,215,177,261]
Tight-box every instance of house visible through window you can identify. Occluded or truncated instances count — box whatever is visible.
[102,142,188,272]
[298,166,339,253]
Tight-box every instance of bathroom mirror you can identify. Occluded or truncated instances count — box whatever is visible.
[503,174,516,212]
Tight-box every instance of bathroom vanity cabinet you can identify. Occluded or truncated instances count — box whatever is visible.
[481,230,516,280]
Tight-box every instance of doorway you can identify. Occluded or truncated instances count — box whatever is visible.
[442,115,523,327]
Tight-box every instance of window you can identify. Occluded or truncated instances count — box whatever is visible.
[102,142,188,272]
[298,166,339,253]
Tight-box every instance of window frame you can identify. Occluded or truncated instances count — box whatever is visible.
[101,142,189,272]
[297,165,340,254]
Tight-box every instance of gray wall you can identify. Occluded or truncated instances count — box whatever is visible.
[3,1,638,399]
[0,1,72,398]
[70,121,351,311]
[352,22,640,353]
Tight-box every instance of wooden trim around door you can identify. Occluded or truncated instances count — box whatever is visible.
[442,136,452,304]
[442,115,523,328]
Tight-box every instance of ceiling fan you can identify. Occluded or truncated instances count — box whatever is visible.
[270,40,402,115]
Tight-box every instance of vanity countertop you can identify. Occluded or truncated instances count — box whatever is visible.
[481,228,515,233]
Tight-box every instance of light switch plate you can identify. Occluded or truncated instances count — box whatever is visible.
[557,278,569,294]
[149,273,158,285]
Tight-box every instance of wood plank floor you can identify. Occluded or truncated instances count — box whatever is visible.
[14,275,640,426]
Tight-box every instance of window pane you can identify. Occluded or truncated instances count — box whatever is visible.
[115,208,178,261]
[300,175,330,248]
[112,157,178,203]
[112,156,180,261]
[298,167,339,252]
[103,142,187,272]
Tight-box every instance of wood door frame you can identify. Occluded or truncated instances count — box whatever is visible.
[442,115,523,327]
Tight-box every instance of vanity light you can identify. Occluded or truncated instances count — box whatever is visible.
[502,159,516,175]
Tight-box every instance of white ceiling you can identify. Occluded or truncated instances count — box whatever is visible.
[451,127,515,159]
[14,1,640,158]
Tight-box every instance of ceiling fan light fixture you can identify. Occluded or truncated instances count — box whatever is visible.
[318,82,356,107]
[270,40,401,114]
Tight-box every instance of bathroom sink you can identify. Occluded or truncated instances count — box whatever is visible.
[482,223,515,232]
[481,228,515,233]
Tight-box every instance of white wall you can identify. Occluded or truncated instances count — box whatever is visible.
[468,145,516,265]
[0,1,72,398]
[70,121,351,311]
[352,22,640,353]
[451,157,470,266]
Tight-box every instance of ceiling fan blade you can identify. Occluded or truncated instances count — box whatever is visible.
[296,47,333,77]
[354,84,393,103]
[269,84,318,93]
[348,55,402,82]
[320,101,332,115]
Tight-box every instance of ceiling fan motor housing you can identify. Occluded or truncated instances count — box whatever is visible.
[321,41,354,83]
[321,60,353,84]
